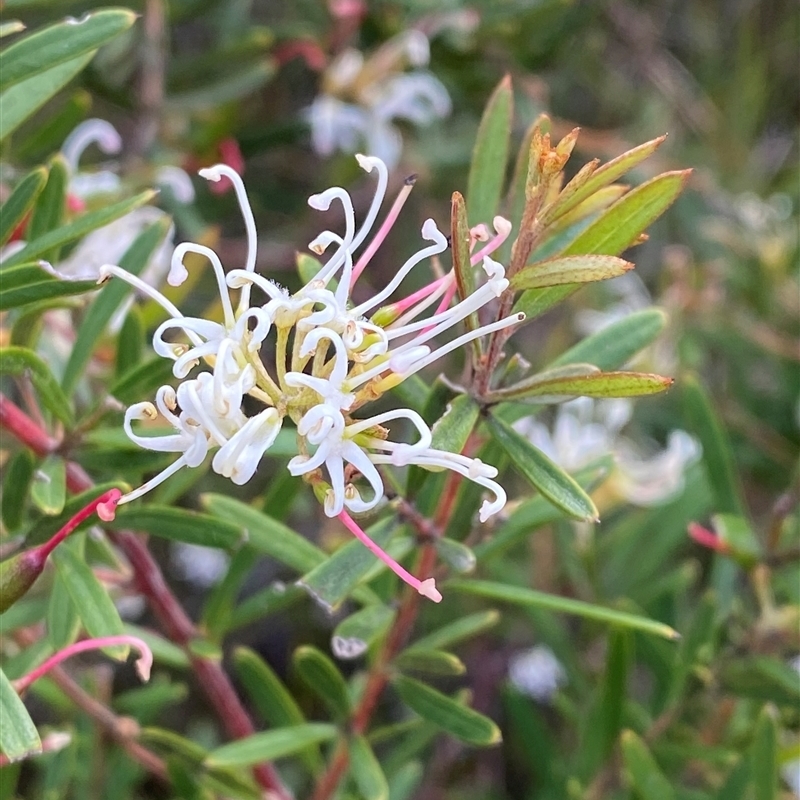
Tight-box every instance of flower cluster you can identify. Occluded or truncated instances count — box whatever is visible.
[305,30,451,166]
[107,155,523,602]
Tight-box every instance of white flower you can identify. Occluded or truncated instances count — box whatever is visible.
[305,30,451,166]
[112,154,524,602]
[171,542,230,588]
[516,397,701,507]
[508,645,567,702]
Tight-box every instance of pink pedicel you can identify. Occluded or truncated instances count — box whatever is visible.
[13,635,153,693]
[338,510,441,602]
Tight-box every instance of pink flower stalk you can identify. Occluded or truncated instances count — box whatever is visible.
[338,510,441,602]
[13,635,153,693]
[351,174,417,284]
[688,522,731,555]
[0,488,122,615]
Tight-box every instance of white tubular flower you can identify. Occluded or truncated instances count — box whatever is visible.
[118,153,523,604]
[305,30,451,167]
[61,118,122,198]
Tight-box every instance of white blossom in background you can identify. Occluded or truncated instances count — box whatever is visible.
[103,155,523,603]
[306,30,451,166]
[515,397,700,507]
[171,542,231,589]
[508,645,567,703]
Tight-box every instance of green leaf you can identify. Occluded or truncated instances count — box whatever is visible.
[51,538,126,658]
[0,346,73,425]
[491,369,673,403]
[434,537,476,573]
[109,506,244,550]
[0,10,136,92]
[395,649,466,676]
[512,284,580,322]
[331,604,395,660]
[201,494,324,571]
[350,736,389,800]
[579,630,632,777]
[1,449,35,532]
[510,254,633,291]
[47,571,80,652]
[561,170,691,258]
[430,394,480,455]
[1,191,157,269]
[27,155,68,262]
[202,547,256,639]
[451,191,480,344]
[109,356,174,406]
[448,580,680,640]
[206,723,337,768]
[297,518,395,611]
[0,667,41,761]
[720,657,800,706]
[548,308,668,371]
[0,263,97,311]
[0,52,94,142]
[168,61,275,111]
[409,610,500,652]
[292,645,350,719]
[233,647,321,772]
[487,411,598,521]
[115,306,144,378]
[681,374,745,516]
[620,729,676,800]
[393,675,501,746]
[62,217,171,396]
[30,455,66,515]
[467,75,513,224]
[547,135,667,223]
[750,707,778,800]
[0,166,47,246]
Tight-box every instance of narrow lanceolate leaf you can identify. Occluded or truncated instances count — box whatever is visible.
[0,52,95,142]
[62,218,172,396]
[430,394,480,455]
[395,649,466,677]
[292,646,351,720]
[682,374,745,516]
[509,255,633,291]
[451,191,480,343]
[351,736,389,800]
[487,412,598,521]
[492,370,673,404]
[27,155,69,263]
[750,706,778,800]
[332,604,395,660]
[393,675,501,746]
[620,730,676,800]
[206,724,337,768]
[548,308,668,371]
[108,506,245,551]
[562,170,691,258]
[30,455,66,516]
[201,494,324,572]
[0,667,41,761]
[0,166,48,246]
[51,540,127,658]
[0,263,97,311]
[233,647,321,772]
[409,610,500,652]
[467,75,513,224]
[297,519,395,611]
[2,449,35,532]
[0,346,74,425]
[546,135,667,224]
[0,10,137,92]
[448,580,680,640]
[512,284,579,322]
[0,191,157,270]
[47,571,80,652]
